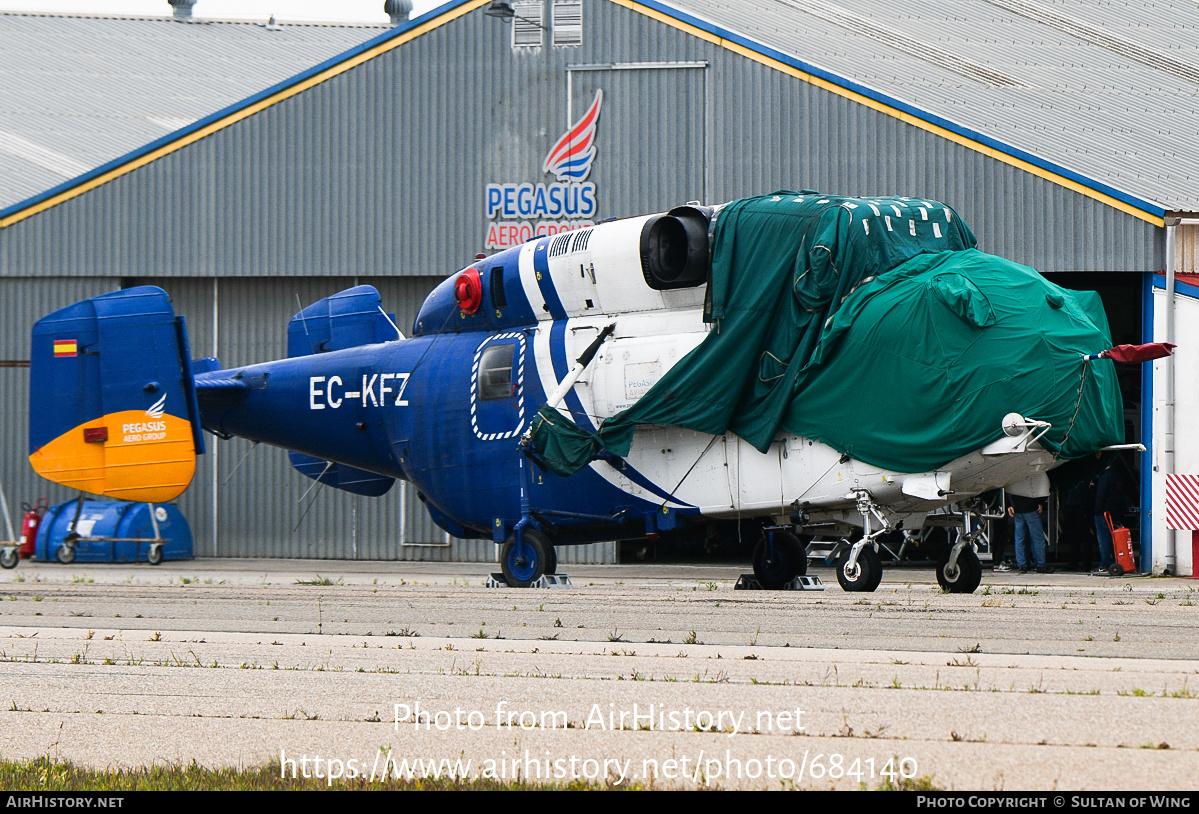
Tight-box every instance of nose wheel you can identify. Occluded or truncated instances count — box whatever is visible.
[935,503,989,594]
[834,545,882,592]
[831,490,892,592]
[500,527,551,587]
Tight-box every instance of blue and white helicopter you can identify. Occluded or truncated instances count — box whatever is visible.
[28,192,1135,592]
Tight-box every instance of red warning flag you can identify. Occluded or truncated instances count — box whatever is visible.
[1092,343,1177,363]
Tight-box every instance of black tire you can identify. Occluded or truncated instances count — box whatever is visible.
[835,545,882,592]
[865,547,884,592]
[752,530,806,589]
[1109,563,1123,577]
[147,545,164,566]
[56,543,75,564]
[0,547,17,570]
[500,528,550,588]
[937,548,982,594]
[544,544,558,575]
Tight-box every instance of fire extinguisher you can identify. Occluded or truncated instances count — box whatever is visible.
[19,498,48,559]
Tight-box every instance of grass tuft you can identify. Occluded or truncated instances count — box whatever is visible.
[0,756,648,790]
[295,575,342,586]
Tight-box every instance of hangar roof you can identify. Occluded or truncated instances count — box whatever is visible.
[0,11,385,209]
[2,0,1197,226]
[660,0,1199,218]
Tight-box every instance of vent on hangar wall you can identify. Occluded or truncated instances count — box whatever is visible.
[513,0,544,48]
[553,0,583,47]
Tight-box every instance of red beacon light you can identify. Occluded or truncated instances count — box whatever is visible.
[454,267,483,315]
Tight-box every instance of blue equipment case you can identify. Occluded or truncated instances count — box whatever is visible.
[36,499,193,564]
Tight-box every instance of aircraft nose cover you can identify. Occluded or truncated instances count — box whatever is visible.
[586,192,1122,475]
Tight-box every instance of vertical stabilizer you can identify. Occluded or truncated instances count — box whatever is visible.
[29,286,201,502]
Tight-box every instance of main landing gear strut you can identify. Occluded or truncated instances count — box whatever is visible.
[936,504,985,594]
[833,490,889,592]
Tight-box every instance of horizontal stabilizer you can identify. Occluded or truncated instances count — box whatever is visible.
[29,286,201,502]
[191,357,223,375]
[287,285,399,358]
[287,451,395,497]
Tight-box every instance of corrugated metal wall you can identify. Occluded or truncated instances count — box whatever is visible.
[0,278,122,522]
[0,0,1165,561]
[1174,222,1199,274]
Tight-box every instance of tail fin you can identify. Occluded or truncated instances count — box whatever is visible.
[285,286,398,495]
[287,285,399,358]
[29,286,202,502]
[287,451,395,497]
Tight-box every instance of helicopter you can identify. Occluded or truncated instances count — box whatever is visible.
[28,191,1137,592]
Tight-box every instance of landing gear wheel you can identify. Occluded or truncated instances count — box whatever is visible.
[864,547,883,592]
[544,544,558,576]
[937,548,982,594]
[835,545,882,592]
[752,531,806,589]
[56,543,75,564]
[501,528,550,588]
[0,548,17,569]
[147,545,164,566]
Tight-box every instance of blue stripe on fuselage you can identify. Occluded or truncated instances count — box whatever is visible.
[530,237,695,509]
[532,240,567,321]
[545,321,694,508]
[601,455,696,508]
[533,237,593,431]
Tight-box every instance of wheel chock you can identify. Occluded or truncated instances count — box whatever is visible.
[485,572,573,588]
[735,574,824,591]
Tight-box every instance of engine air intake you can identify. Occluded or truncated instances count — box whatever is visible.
[639,205,711,290]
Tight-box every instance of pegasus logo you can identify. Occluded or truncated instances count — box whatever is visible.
[146,393,166,419]
[484,90,603,249]
[542,90,603,182]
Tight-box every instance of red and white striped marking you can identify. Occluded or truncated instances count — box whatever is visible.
[1166,474,1199,530]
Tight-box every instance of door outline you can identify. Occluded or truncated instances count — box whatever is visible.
[470,331,527,441]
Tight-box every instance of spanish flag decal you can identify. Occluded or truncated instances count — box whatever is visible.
[53,339,77,358]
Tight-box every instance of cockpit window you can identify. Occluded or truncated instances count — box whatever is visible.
[479,344,514,401]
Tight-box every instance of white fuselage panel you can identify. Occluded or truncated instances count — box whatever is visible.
[516,220,1056,531]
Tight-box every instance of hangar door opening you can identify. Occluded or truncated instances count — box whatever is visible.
[1042,272,1144,565]
[567,62,708,214]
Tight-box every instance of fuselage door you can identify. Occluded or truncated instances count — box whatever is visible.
[471,333,527,441]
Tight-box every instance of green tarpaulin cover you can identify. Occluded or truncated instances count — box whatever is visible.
[531,192,1123,476]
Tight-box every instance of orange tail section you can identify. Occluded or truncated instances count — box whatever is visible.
[29,287,202,502]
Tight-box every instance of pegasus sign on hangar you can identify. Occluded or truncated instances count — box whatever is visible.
[484,91,603,250]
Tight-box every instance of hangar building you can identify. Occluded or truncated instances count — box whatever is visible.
[2,1,1196,572]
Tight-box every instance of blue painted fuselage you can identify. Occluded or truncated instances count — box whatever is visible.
[194,240,683,546]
